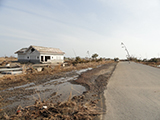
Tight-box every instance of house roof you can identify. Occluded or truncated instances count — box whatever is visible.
[15,48,28,54]
[15,45,65,55]
[31,45,65,55]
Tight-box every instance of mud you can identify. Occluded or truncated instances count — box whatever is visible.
[74,62,117,119]
[0,62,117,119]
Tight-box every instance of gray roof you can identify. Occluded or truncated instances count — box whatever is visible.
[15,45,65,55]
[15,48,28,54]
[31,45,65,54]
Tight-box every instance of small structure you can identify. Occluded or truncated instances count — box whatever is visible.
[15,45,65,64]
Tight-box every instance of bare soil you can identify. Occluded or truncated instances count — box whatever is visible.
[0,62,117,119]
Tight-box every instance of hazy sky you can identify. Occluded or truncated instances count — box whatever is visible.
[1,0,160,59]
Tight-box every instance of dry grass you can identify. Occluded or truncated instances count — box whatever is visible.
[0,58,5,63]
[0,60,114,90]
[0,57,18,67]
[1,93,100,120]
[0,57,17,64]
[140,61,160,67]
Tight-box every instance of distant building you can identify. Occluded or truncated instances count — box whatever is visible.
[15,45,65,64]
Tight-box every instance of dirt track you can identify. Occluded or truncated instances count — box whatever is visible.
[0,62,117,119]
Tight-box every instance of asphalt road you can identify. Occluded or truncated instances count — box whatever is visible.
[103,62,160,120]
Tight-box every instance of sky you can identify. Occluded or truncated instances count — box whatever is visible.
[1,0,160,59]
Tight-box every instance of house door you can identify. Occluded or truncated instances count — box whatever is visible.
[41,56,44,62]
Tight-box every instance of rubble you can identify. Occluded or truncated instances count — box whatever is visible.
[0,94,100,120]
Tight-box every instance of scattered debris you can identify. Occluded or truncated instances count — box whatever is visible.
[36,67,43,72]
[42,106,47,109]
[16,110,21,114]
[1,94,100,120]
[5,64,10,67]
[157,65,160,67]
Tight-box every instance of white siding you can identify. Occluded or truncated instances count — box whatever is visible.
[55,55,63,60]
[40,54,64,63]
[17,47,64,64]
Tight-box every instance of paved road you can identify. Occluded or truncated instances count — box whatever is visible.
[103,62,160,120]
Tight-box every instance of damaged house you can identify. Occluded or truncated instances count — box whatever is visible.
[15,45,65,64]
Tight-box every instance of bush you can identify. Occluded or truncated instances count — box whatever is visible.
[96,58,103,62]
[92,53,98,59]
[114,58,119,62]
[149,58,158,63]
[75,56,81,63]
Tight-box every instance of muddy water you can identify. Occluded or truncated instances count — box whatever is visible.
[2,68,92,111]
[25,76,86,102]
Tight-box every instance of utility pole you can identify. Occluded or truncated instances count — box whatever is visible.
[87,51,90,58]
[72,49,77,57]
[121,42,131,62]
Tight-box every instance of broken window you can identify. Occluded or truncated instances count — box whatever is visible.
[30,48,35,53]
[41,56,44,62]
[45,56,50,62]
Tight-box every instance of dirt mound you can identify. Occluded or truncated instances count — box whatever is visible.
[75,63,116,93]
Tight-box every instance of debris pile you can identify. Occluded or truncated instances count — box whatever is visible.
[1,95,100,120]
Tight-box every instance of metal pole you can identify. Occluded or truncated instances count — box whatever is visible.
[121,42,131,63]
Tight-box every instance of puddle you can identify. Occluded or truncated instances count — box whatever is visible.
[43,75,79,86]
[0,82,35,92]
[23,68,92,102]
[4,80,86,111]
[26,81,86,102]
[2,68,92,110]
[1,68,92,92]
[76,68,92,74]
[25,75,85,102]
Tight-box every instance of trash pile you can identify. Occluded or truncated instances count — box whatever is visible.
[1,94,100,120]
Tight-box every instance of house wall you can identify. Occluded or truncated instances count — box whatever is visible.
[18,48,40,63]
[18,54,26,60]
[17,47,64,64]
[40,54,64,63]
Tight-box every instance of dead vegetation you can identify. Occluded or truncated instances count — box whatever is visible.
[0,60,113,90]
[0,57,17,66]
[128,57,160,68]
[0,56,17,62]
[0,61,116,119]
[1,92,100,120]
[140,61,160,68]
[0,57,114,119]
[0,95,3,108]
